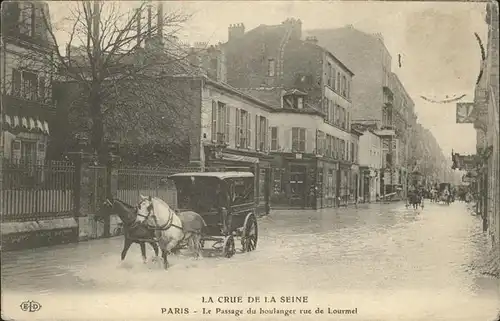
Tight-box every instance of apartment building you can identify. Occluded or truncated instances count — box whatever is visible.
[223,19,355,209]
[1,1,54,165]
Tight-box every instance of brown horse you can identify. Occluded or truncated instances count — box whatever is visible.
[94,199,159,263]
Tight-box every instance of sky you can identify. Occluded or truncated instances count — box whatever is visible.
[48,1,488,158]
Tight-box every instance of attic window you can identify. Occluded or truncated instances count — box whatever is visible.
[297,97,304,109]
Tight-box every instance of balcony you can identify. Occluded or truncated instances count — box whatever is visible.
[374,126,396,137]
[3,94,55,118]
[216,132,226,144]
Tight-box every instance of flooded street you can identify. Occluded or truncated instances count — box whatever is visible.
[2,201,499,321]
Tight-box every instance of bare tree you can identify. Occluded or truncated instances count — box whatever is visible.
[8,1,205,164]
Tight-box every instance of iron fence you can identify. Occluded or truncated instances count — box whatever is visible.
[1,161,75,221]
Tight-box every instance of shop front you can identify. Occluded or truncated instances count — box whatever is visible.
[338,162,351,206]
[317,159,339,208]
[270,153,318,209]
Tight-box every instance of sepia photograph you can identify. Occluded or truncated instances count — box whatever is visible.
[1,0,499,320]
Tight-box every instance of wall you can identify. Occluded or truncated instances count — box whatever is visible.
[224,25,286,88]
[282,40,324,106]
[201,82,273,153]
[268,113,320,154]
[306,27,388,123]
[358,130,382,169]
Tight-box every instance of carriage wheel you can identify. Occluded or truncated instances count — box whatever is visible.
[241,213,258,252]
[222,235,235,258]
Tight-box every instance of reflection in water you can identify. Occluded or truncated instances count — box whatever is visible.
[2,202,499,320]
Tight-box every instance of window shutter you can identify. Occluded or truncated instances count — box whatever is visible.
[255,115,260,151]
[316,130,319,155]
[266,118,270,152]
[235,108,240,147]
[247,112,252,149]
[299,128,306,152]
[211,100,217,142]
[291,128,297,152]
[38,76,46,103]
[225,106,230,144]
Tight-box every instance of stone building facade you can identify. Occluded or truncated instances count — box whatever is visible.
[471,2,499,272]
[222,19,357,209]
[1,1,53,165]
[306,26,420,199]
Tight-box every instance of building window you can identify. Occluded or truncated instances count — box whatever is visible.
[292,127,306,152]
[22,71,38,101]
[21,140,37,165]
[336,72,341,92]
[259,116,267,151]
[342,75,347,97]
[39,76,46,103]
[326,135,332,157]
[271,127,278,151]
[316,131,325,155]
[237,109,249,148]
[351,142,355,162]
[12,69,22,96]
[341,139,345,160]
[332,68,336,91]
[268,59,276,77]
[326,67,329,87]
[347,80,351,99]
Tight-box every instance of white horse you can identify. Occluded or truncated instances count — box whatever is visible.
[136,195,206,269]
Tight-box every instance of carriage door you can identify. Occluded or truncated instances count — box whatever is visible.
[289,165,306,208]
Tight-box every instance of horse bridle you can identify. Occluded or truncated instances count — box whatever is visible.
[138,198,182,231]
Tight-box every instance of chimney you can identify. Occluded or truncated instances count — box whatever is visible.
[282,18,302,40]
[136,8,141,47]
[157,1,163,38]
[228,23,245,42]
[305,36,318,45]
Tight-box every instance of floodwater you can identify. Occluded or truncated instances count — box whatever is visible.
[2,201,499,321]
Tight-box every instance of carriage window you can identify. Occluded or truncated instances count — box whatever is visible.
[175,178,220,212]
[232,178,254,205]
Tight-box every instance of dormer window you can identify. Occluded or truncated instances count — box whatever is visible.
[282,89,307,110]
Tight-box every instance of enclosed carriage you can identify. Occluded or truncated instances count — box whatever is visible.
[168,172,258,258]
[438,183,452,205]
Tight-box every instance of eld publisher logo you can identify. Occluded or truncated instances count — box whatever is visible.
[20,301,42,312]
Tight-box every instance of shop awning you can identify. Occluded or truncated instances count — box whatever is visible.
[3,114,50,135]
[221,152,259,164]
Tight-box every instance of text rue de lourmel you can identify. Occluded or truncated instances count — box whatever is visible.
[161,296,358,317]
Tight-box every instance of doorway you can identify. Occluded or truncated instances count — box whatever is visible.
[289,165,306,207]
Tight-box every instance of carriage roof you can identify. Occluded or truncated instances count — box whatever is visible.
[169,172,254,180]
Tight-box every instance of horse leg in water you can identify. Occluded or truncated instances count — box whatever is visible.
[186,233,200,259]
[121,238,133,261]
[139,242,147,263]
[161,249,169,269]
[150,242,159,257]
[149,242,160,263]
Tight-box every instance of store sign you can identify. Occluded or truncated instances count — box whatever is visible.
[454,154,477,171]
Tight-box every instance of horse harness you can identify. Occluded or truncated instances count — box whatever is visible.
[139,199,183,232]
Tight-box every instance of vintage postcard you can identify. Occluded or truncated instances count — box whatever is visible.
[1,0,499,320]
